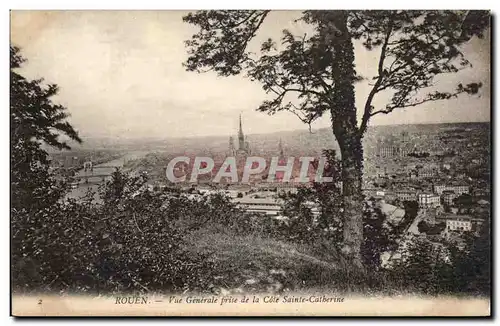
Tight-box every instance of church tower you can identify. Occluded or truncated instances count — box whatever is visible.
[238,114,245,152]
[235,114,249,156]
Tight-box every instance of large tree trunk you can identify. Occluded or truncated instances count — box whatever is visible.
[327,12,365,268]
[338,133,364,268]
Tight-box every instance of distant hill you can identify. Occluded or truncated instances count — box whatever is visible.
[50,121,490,156]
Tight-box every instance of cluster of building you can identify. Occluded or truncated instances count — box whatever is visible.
[365,125,490,251]
[363,183,473,209]
[144,121,490,243]
[435,213,484,233]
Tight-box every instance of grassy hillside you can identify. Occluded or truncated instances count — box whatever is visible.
[183,228,356,294]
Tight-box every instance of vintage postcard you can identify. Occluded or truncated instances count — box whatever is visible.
[10,10,491,317]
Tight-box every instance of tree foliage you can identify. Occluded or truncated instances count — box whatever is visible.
[278,150,343,245]
[391,220,490,296]
[12,171,223,294]
[184,10,488,134]
[361,204,397,270]
[10,46,82,214]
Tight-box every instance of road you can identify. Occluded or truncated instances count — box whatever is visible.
[381,208,427,267]
[388,209,428,264]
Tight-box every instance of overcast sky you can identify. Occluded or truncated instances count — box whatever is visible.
[10,11,490,139]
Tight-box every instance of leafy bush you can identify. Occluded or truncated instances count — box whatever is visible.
[389,221,490,296]
[12,171,220,294]
[417,220,430,233]
[361,206,398,270]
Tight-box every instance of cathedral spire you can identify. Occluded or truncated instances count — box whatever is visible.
[238,114,245,150]
[234,114,250,156]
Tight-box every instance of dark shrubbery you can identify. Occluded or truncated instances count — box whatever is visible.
[388,219,490,296]
[12,171,221,294]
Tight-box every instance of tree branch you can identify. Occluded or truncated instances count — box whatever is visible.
[235,11,270,63]
[370,82,482,117]
[359,20,393,135]
[224,11,257,28]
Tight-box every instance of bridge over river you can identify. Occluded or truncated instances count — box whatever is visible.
[65,151,150,202]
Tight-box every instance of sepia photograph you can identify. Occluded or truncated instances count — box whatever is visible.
[9,8,491,317]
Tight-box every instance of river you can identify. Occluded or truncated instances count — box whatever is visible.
[65,151,151,202]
